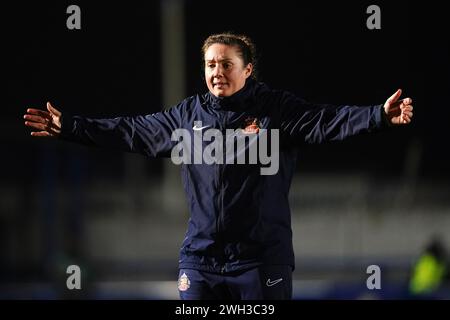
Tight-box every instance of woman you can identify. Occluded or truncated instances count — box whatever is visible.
[24,32,413,299]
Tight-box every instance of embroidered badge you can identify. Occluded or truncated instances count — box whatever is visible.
[241,117,260,134]
[178,272,191,291]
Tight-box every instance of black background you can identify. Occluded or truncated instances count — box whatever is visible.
[3,0,449,182]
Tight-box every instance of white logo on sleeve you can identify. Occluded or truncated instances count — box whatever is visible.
[266,278,283,287]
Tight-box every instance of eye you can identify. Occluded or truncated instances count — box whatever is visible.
[207,63,215,69]
[223,63,230,69]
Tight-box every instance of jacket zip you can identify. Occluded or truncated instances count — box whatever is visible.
[215,163,222,235]
[216,112,226,273]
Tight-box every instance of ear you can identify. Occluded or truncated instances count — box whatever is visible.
[244,63,253,79]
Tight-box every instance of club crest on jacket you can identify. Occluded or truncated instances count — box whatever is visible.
[241,117,260,134]
[178,272,191,291]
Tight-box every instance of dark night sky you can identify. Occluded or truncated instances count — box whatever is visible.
[2,0,449,182]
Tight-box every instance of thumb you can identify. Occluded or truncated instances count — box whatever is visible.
[47,102,61,117]
[387,89,402,105]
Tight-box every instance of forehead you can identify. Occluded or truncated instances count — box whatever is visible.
[204,43,240,61]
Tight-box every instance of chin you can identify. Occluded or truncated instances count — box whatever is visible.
[215,90,229,97]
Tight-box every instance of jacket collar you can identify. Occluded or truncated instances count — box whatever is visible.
[205,78,257,110]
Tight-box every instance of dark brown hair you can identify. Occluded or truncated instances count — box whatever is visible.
[202,32,258,80]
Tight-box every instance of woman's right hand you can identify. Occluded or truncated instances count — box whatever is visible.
[24,102,62,137]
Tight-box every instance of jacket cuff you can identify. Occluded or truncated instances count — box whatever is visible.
[374,104,391,129]
[379,104,393,128]
[58,113,75,140]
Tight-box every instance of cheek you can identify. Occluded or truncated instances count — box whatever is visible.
[205,72,212,84]
[235,72,247,84]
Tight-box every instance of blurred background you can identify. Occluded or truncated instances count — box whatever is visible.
[2,0,450,299]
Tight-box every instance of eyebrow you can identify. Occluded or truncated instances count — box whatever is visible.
[205,58,233,63]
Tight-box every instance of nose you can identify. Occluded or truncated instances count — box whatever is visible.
[212,65,224,78]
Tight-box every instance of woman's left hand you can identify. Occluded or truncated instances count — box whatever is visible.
[383,89,414,125]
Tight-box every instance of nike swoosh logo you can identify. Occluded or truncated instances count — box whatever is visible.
[266,278,283,287]
[193,125,211,131]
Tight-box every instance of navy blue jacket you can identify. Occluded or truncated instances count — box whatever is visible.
[60,79,387,273]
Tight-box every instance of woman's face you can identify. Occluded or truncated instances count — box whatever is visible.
[204,43,253,97]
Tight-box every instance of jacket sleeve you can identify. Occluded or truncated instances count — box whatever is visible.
[279,91,389,145]
[58,103,185,158]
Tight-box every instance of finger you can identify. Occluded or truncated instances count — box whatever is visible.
[26,120,60,134]
[402,97,412,105]
[402,111,413,118]
[23,114,49,124]
[47,102,62,117]
[25,121,48,131]
[31,131,51,137]
[401,105,413,112]
[387,89,402,104]
[402,114,411,124]
[26,108,52,119]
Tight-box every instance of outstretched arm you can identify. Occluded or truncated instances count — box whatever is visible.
[279,89,414,144]
[23,101,185,158]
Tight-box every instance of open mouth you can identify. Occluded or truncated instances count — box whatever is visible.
[213,83,228,88]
